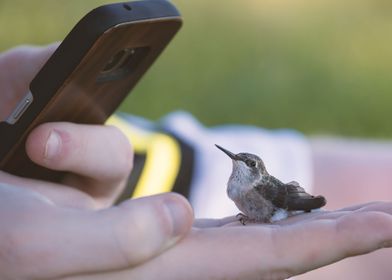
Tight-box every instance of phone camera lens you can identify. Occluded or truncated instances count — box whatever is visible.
[102,49,132,72]
[97,47,149,83]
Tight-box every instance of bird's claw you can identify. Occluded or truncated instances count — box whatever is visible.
[236,213,249,225]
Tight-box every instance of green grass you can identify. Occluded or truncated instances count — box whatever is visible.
[2,0,392,138]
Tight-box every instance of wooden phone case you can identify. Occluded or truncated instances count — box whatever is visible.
[0,1,182,182]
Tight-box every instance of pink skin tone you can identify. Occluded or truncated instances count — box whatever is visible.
[1,45,392,279]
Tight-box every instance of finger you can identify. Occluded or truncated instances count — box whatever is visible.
[26,122,133,180]
[0,44,58,119]
[0,44,58,96]
[0,171,96,209]
[25,122,133,202]
[353,201,392,214]
[272,210,392,276]
[279,202,392,226]
[15,193,193,279]
[338,201,382,211]
[86,209,392,280]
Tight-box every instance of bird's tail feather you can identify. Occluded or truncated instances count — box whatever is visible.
[286,196,327,211]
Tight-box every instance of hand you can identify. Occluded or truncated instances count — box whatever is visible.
[63,202,392,280]
[0,43,131,207]
[0,182,193,279]
[0,44,58,120]
[0,45,193,279]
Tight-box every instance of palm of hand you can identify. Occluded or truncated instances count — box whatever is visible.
[122,202,392,280]
[2,174,392,280]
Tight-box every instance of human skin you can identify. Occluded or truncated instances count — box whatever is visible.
[2,45,392,280]
[58,202,392,280]
[297,138,392,280]
[0,45,193,279]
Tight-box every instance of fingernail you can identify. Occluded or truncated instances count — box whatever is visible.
[164,198,191,238]
[45,130,61,159]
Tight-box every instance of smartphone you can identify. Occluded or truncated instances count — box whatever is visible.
[0,0,182,182]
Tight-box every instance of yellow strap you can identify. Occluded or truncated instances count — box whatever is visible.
[106,115,181,198]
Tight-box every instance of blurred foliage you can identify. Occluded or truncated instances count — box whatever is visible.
[1,0,392,138]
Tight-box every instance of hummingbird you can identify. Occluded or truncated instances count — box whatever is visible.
[216,144,326,224]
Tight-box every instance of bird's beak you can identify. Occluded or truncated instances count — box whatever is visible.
[215,144,238,160]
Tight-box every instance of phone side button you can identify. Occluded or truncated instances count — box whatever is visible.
[6,91,34,125]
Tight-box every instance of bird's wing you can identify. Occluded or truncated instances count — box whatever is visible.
[286,180,300,187]
[254,176,287,208]
[255,178,326,211]
[283,182,327,211]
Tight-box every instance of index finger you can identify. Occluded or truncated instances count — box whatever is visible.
[26,122,133,203]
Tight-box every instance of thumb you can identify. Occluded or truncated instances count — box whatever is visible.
[110,193,194,266]
[22,193,194,279]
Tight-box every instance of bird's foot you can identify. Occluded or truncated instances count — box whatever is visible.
[236,213,249,225]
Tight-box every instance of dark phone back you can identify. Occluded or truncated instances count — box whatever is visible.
[0,1,182,181]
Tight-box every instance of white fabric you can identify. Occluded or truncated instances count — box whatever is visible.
[160,111,313,219]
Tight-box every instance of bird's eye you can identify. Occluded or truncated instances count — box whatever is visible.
[246,160,256,167]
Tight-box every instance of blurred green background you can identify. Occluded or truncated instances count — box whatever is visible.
[1,0,392,138]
